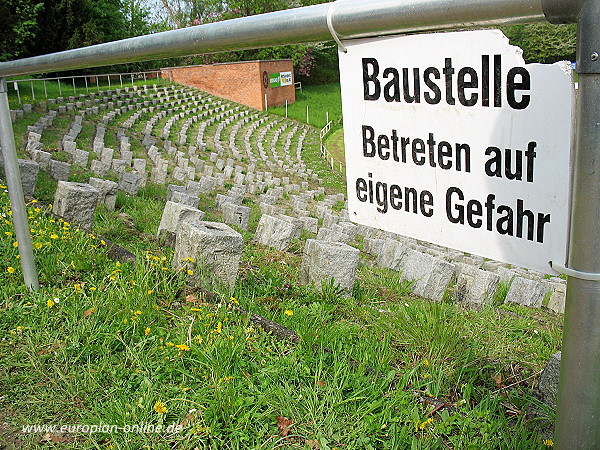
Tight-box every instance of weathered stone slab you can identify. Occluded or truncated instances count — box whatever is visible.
[170,190,199,208]
[453,263,500,305]
[222,202,251,231]
[545,279,566,314]
[398,250,457,301]
[316,227,352,244]
[254,214,301,251]
[505,276,548,307]
[300,239,360,293]
[158,201,205,247]
[173,220,243,289]
[48,159,71,181]
[52,181,99,229]
[31,150,52,170]
[377,238,409,270]
[118,171,142,195]
[88,177,118,211]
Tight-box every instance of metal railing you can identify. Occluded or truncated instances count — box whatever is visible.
[0,2,598,448]
[9,70,169,103]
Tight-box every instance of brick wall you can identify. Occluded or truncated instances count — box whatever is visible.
[162,60,295,111]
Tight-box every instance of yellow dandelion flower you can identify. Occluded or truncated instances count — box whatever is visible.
[144,327,151,336]
[194,335,203,344]
[216,322,223,334]
[543,439,554,447]
[284,310,293,316]
[166,342,175,347]
[50,234,58,239]
[153,401,168,415]
[190,307,202,312]
[134,310,142,315]
[34,242,42,249]
[116,261,121,267]
[147,290,154,294]
[7,267,15,274]
[187,269,194,275]
[34,208,41,213]
[100,240,106,246]
[12,241,18,247]
[4,231,11,236]
[175,344,190,351]
[47,298,55,308]
[230,297,239,304]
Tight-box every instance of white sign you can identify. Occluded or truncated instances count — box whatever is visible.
[339,30,574,274]
[280,71,293,86]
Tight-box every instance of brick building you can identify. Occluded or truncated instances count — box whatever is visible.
[162,60,295,111]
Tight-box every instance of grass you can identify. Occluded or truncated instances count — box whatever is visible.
[0,176,561,449]
[269,83,343,130]
[324,128,346,165]
[0,80,562,449]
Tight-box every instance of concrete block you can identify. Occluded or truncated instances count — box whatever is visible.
[88,177,118,211]
[300,239,360,293]
[173,220,243,289]
[254,214,301,251]
[222,202,251,231]
[453,263,500,305]
[398,249,457,301]
[117,172,142,195]
[52,181,99,229]
[505,276,548,307]
[48,159,71,181]
[158,200,205,247]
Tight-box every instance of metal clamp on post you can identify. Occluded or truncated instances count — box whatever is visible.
[327,1,347,53]
[549,261,600,281]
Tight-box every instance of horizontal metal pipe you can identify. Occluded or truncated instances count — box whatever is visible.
[0,0,546,77]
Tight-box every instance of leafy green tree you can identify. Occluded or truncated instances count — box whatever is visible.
[501,23,577,64]
[0,0,44,61]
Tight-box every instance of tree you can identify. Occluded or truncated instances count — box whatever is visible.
[501,23,577,64]
[0,0,44,61]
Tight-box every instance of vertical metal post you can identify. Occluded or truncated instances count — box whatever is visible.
[119,74,123,88]
[0,78,39,291]
[96,77,99,92]
[30,81,35,100]
[555,0,600,447]
[57,79,62,96]
[306,106,309,124]
[43,80,47,98]
[131,74,134,87]
[14,82,20,104]
[72,77,76,95]
[85,77,88,93]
